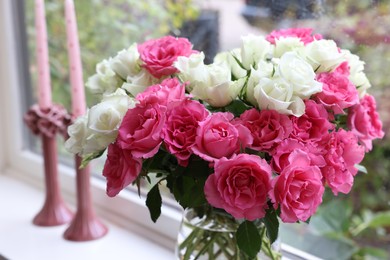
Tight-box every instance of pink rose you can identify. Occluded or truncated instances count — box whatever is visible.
[103,142,142,197]
[162,99,209,166]
[347,94,384,151]
[290,100,334,143]
[271,138,325,173]
[138,36,194,78]
[137,78,186,107]
[266,28,322,45]
[205,154,272,220]
[334,61,350,77]
[321,129,365,195]
[117,103,166,158]
[270,152,324,223]
[191,112,253,162]
[315,70,359,114]
[236,108,292,152]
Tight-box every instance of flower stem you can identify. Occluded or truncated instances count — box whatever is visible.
[194,232,219,259]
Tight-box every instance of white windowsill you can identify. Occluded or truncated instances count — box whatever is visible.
[0,173,174,260]
[0,170,325,260]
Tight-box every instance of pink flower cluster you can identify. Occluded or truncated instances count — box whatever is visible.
[101,31,384,224]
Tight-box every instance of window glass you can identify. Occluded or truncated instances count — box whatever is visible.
[24,0,189,163]
[23,0,200,207]
[241,0,390,258]
[25,0,179,108]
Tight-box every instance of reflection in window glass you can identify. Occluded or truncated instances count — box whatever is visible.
[242,0,390,258]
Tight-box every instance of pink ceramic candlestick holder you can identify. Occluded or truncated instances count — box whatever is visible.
[63,156,108,241]
[33,136,73,226]
[24,104,73,226]
[63,0,107,240]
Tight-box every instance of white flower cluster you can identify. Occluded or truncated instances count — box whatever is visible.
[175,35,370,117]
[85,43,158,98]
[67,44,157,156]
[65,89,136,155]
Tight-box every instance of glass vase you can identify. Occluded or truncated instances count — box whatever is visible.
[175,208,281,260]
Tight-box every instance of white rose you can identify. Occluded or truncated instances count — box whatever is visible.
[176,52,243,107]
[65,113,120,156]
[82,133,115,155]
[277,52,322,98]
[65,114,89,155]
[195,80,243,107]
[122,68,159,97]
[214,48,247,79]
[302,39,344,72]
[342,49,371,97]
[240,35,273,70]
[245,61,274,106]
[191,63,242,107]
[175,52,209,92]
[274,37,304,58]
[254,77,305,116]
[342,50,364,74]
[352,72,371,97]
[88,88,135,134]
[110,44,141,79]
[86,59,121,96]
[70,89,135,155]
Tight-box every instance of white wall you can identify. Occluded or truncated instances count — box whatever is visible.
[0,0,31,174]
[0,0,12,172]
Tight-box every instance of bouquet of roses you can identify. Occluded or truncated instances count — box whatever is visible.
[65,28,384,259]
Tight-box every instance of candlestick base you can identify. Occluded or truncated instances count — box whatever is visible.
[63,212,108,241]
[33,200,73,226]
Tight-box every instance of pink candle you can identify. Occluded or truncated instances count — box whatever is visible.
[35,0,52,109]
[65,0,86,117]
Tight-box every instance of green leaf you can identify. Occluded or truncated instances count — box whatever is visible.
[143,148,176,174]
[224,99,252,117]
[231,53,246,70]
[236,221,262,259]
[145,183,162,223]
[176,155,211,178]
[355,246,389,259]
[310,199,352,235]
[367,211,390,228]
[135,176,142,197]
[264,207,279,244]
[355,164,368,174]
[170,175,207,209]
[165,155,210,209]
[80,149,105,168]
